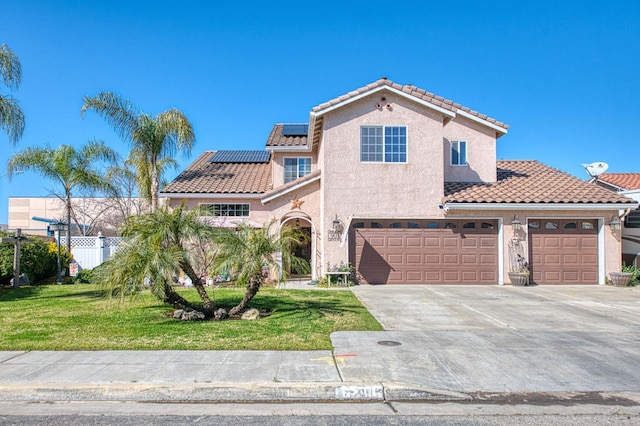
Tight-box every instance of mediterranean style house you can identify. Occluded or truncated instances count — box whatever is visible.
[161,78,638,285]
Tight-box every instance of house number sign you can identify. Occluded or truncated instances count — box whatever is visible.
[328,230,341,241]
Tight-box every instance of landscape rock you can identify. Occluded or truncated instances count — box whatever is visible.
[214,308,228,320]
[241,308,260,320]
[173,308,205,321]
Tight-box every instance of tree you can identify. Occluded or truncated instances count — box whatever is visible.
[81,92,195,211]
[96,204,216,314]
[0,43,24,144]
[213,221,309,316]
[6,141,117,250]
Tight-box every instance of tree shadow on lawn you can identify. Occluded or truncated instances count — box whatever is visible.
[0,285,45,301]
[211,291,367,319]
[0,285,106,302]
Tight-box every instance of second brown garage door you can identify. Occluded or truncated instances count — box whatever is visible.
[350,219,498,284]
[528,219,598,285]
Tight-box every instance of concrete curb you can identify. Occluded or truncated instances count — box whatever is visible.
[0,382,470,403]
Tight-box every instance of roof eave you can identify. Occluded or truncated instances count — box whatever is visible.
[261,173,321,204]
[312,85,457,119]
[160,193,264,199]
[456,109,508,137]
[442,202,639,211]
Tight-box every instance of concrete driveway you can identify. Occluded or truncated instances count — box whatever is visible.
[331,285,640,394]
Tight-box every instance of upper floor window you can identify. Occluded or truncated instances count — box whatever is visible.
[200,203,249,217]
[360,126,407,163]
[284,157,312,184]
[451,141,467,166]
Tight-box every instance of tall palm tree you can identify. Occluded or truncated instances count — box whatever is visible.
[80,92,195,211]
[0,43,25,144]
[96,204,216,313]
[213,221,309,316]
[7,141,117,249]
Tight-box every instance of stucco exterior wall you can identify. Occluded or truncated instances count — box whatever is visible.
[271,151,317,188]
[319,92,447,270]
[443,116,498,183]
[169,197,271,226]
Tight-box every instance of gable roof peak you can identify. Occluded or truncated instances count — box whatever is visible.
[310,78,509,133]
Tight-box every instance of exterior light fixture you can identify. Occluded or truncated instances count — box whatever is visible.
[295,218,300,227]
[510,215,521,231]
[49,221,69,284]
[609,215,621,231]
[332,215,344,234]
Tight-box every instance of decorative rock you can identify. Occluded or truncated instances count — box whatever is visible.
[173,308,205,320]
[214,308,228,320]
[241,308,260,320]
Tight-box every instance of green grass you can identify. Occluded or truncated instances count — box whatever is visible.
[0,284,382,350]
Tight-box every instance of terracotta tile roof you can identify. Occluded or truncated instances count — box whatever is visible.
[162,151,272,194]
[597,173,640,190]
[265,124,309,148]
[312,78,509,131]
[444,160,636,205]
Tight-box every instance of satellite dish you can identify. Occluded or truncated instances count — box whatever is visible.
[582,162,609,178]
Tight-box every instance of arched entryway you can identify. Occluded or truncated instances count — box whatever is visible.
[281,215,316,280]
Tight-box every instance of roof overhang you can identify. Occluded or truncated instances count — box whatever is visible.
[311,85,456,119]
[442,202,640,211]
[160,193,264,199]
[261,173,321,204]
[456,109,508,137]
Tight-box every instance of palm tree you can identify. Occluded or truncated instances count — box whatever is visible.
[7,141,117,250]
[80,92,195,211]
[213,221,310,316]
[0,43,25,144]
[96,204,216,313]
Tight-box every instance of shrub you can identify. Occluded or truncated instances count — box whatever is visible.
[622,263,640,286]
[0,233,72,285]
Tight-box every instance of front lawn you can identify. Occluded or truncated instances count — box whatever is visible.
[0,284,382,350]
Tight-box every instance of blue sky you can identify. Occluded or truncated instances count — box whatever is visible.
[2,1,639,225]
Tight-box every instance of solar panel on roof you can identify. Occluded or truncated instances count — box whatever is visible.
[210,150,271,163]
[281,124,308,136]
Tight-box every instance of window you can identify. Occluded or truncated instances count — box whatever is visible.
[481,222,494,229]
[284,157,312,184]
[408,222,420,229]
[389,222,402,228]
[463,222,476,229]
[425,221,439,229]
[352,222,365,229]
[564,222,577,229]
[360,126,407,163]
[625,210,640,229]
[371,222,383,228]
[451,141,467,166]
[200,203,249,217]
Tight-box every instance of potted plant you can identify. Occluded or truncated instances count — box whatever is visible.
[508,253,530,286]
[610,263,637,287]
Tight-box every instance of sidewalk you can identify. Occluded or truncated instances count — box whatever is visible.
[0,349,468,403]
[1,283,640,406]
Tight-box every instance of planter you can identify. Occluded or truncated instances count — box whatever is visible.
[508,272,529,287]
[610,272,633,287]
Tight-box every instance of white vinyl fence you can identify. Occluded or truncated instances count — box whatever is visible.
[59,233,122,271]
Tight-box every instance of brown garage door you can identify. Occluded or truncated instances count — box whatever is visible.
[350,219,498,284]
[528,219,598,285]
